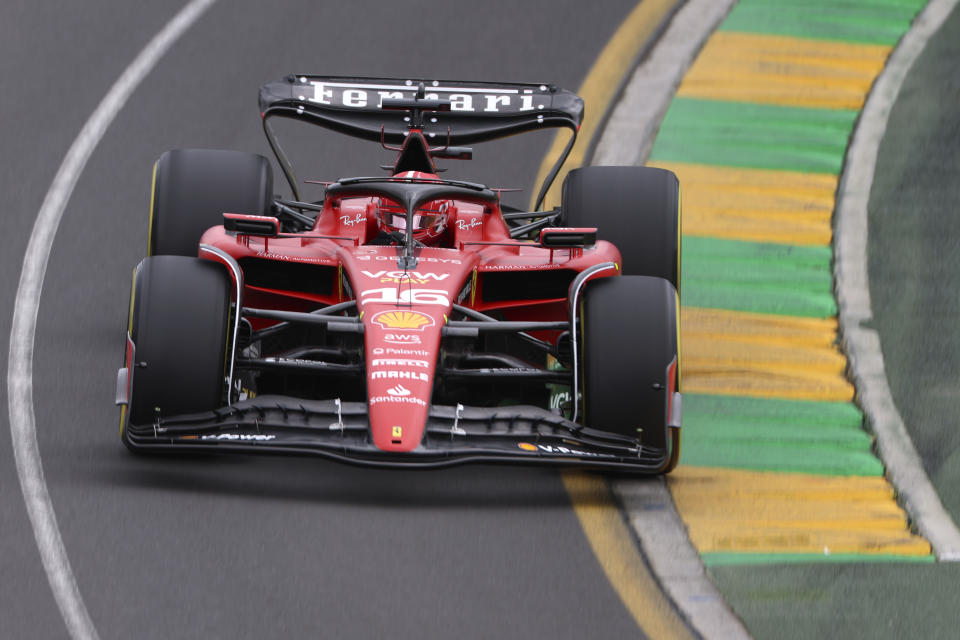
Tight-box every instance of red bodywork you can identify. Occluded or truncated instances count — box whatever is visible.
[200,170,621,454]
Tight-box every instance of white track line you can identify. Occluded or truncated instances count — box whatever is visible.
[835,0,960,561]
[6,1,217,638]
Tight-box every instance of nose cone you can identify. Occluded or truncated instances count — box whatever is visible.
[364,308,440,451]
[346,247,477,451]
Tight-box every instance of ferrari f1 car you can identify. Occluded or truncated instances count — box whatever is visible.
[117,75,682,473]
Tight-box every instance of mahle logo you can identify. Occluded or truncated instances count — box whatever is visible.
[372,310,435,331]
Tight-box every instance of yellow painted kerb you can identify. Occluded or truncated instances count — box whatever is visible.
[670,466,931,556]
[681,306,855,402]
[650,161,838,246]
[677,31,892,110]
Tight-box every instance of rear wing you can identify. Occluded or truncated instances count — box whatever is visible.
[260,75,583,144]
[259,75,584,207]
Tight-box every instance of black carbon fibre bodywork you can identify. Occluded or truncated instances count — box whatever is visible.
[123,396,672,473]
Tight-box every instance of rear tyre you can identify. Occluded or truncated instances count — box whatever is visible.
[580,275,678,454]
[561,166,680,291]
[125,256,232,430]
[149,148,273,256]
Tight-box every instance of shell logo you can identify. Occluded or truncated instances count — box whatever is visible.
[517,442,537,452]
[372,310,435,331]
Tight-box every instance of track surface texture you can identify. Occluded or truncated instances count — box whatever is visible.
[708,3,960,638]
[0,1,673,638]
[868,1,960,526]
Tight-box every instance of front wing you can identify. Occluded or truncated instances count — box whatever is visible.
[122,396,672,473]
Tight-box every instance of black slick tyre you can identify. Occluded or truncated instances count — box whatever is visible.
[125,256,232,433]
[149,148,273,256]
[580,275,678,455]
[561,166,680,291]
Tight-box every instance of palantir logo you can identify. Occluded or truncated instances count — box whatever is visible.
[387,384,411,397]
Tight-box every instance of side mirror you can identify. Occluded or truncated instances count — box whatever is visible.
[539,227,597,248]
[431,146,473,160]
[223,212,280,237]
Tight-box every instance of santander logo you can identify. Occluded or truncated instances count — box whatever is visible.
[387,384,411,397]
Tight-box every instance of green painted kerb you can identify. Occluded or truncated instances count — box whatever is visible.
[656,0,935,569]
[682,236,837,318]
[720,0,930,46]
[650,98,858,174]
[702,552,935,567]
[682,394,883,476]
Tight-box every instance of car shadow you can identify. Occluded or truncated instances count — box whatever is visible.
[88,447,650,510]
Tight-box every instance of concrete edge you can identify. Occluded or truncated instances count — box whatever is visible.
[593,1,752,638]
[834,0,960,562]
[592,0,733,167]
[613,477,751,640]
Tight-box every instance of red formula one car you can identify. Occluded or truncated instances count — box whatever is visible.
[116,76,682,473]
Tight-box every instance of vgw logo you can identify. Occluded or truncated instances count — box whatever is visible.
[361,270,450,281]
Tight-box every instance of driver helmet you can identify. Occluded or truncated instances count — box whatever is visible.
[377,199,449,246]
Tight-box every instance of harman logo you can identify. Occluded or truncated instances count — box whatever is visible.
[372,310,435,331]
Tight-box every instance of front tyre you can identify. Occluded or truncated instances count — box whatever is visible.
[122,256,232,444]
[580,275,679,460]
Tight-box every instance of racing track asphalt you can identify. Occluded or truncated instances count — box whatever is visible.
[868,0,960,528]
[0,1,672,638]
